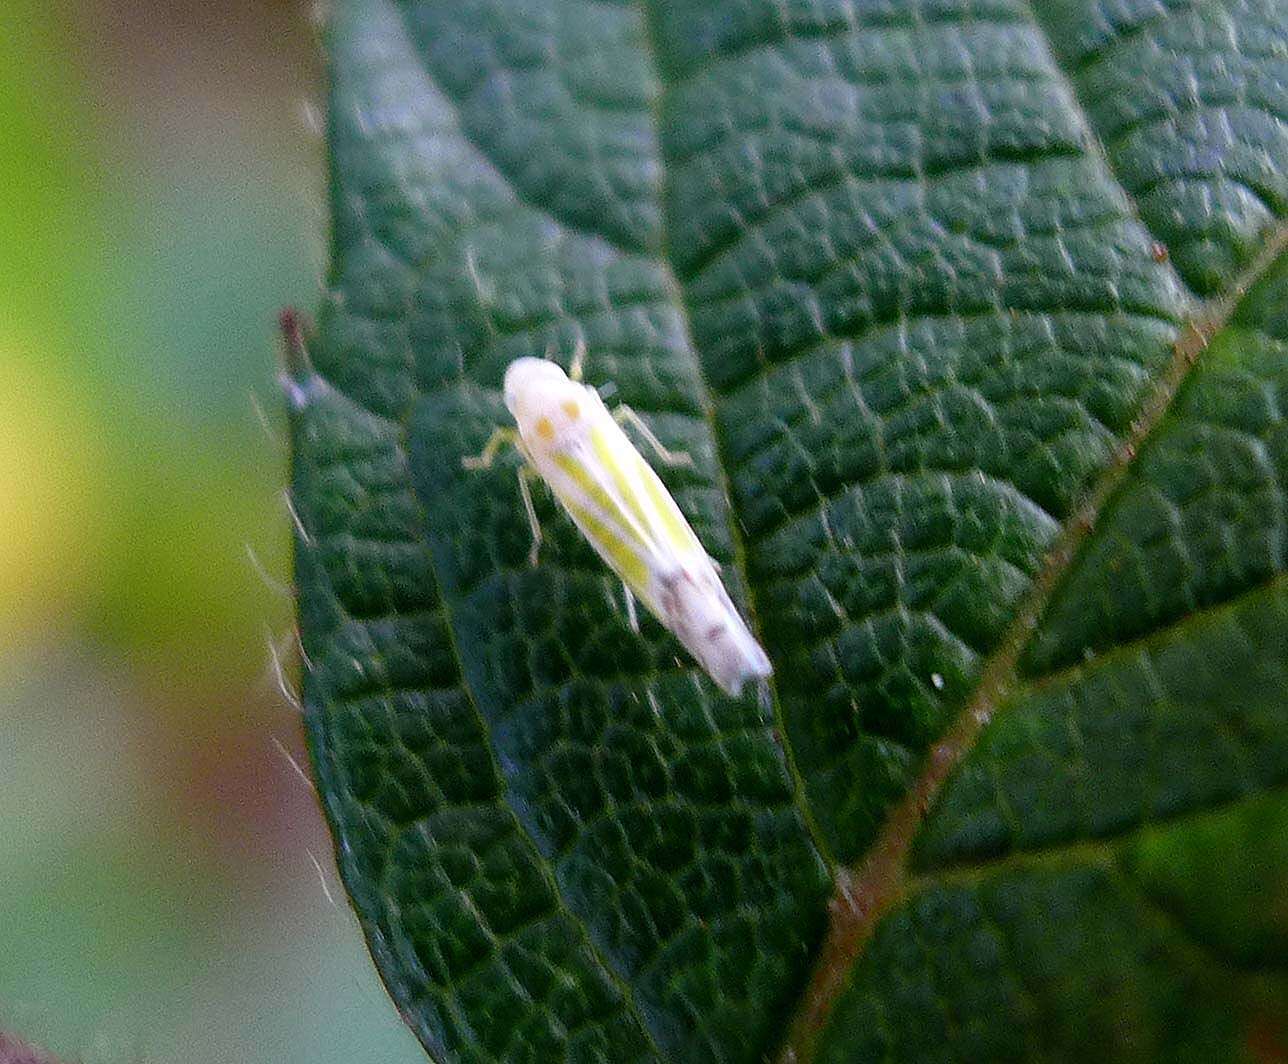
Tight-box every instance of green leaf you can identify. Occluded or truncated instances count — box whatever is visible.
[288,0,1288,1060]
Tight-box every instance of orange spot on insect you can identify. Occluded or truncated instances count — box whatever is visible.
[561,399,581,420]
[535,416,555,440]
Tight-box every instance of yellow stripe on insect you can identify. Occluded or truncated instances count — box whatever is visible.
[563,499,651,594]
[463,353,773,697]
[551,450,652,555]
[635,452,702,556]
[590,424,656,542]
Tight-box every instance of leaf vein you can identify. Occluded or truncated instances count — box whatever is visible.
[637,0,838,870]
[778,217,1288,1063]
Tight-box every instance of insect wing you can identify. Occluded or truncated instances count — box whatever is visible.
[534,419,676,609]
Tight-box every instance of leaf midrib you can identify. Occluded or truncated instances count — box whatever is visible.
[744,0,1285,1049]
[776,216,1288,1062]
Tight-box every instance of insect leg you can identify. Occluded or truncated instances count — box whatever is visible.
[517,465,543,566]
[612,404,694,467]
[462,426,520,470]
[568,335,587,382]
[622,581,639,633]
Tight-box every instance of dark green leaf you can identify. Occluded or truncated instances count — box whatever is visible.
[289,0,1288,1059]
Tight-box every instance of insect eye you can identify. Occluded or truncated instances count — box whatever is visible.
[535,416,555,439]
[561,399,581,420]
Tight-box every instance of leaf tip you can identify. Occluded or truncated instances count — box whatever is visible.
[278,306,324,411]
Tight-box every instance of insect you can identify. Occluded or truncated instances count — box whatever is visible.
[463,346,772,697]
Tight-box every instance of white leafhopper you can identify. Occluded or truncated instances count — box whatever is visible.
[464,351,773,697]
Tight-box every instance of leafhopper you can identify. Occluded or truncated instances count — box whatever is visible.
[464,350,772,697]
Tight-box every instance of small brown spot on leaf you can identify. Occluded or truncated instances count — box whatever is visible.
[0,1032,62,1064]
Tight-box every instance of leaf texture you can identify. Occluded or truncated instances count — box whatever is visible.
[289,0,1288,1060]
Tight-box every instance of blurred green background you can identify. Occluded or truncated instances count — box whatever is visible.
[1,1,424,1059]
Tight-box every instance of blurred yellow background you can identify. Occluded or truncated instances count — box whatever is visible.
[1,1,424,1059]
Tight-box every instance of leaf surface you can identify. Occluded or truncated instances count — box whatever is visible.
[289,0,1288,1059]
